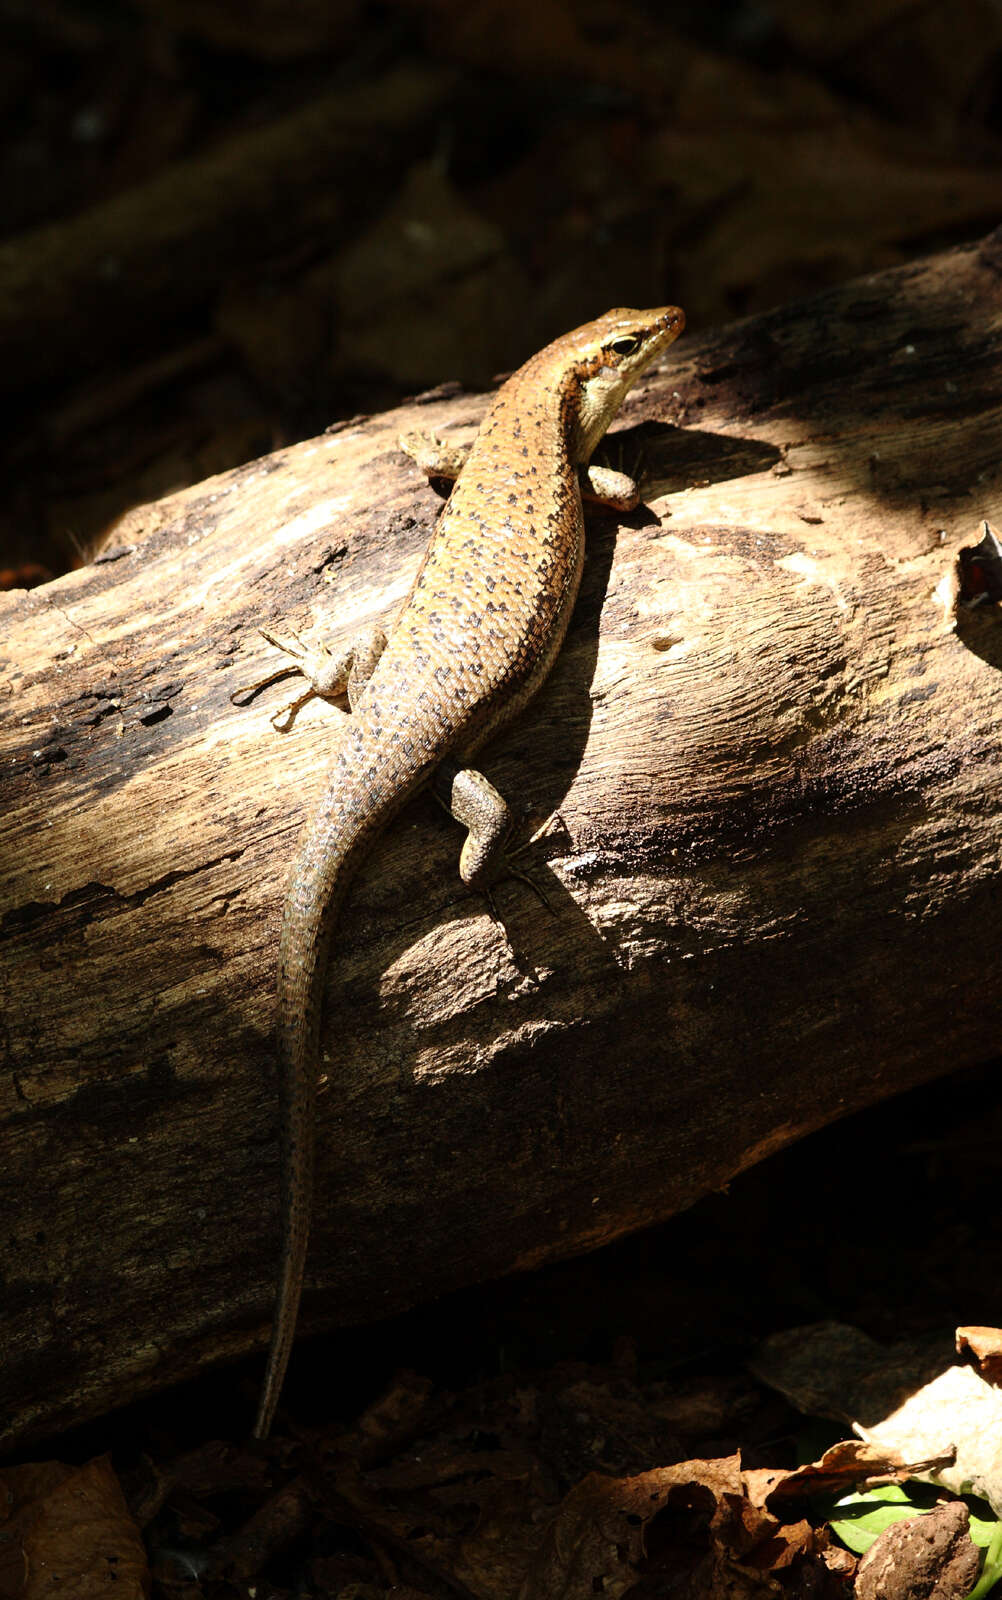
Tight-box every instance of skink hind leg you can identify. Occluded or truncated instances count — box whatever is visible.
[434,762,554,924]
[438,764,512,892]
[230,624,387,729]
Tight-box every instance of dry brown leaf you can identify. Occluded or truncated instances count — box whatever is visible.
[956,1327,1002,1385]
[520,1456,851,1600]
[0,1456,150,1600]
[646,1375,759,1442]
[214,1472,314,1582]
[750,1321,955,1425]
[332,1370,436,1465]
[521,1459,738,1600]
[0,1464,77,1599]
[765,1440,917,1502]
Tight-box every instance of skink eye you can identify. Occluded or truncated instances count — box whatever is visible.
[609,335,640,356]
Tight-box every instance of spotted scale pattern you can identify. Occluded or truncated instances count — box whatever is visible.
[254,305,686,1438]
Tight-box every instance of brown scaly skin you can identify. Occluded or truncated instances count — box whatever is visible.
[249,305,685,1438]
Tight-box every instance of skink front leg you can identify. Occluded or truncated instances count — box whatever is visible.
[580,463,640,512]
[398,430,470,483]
[401,432,642,516]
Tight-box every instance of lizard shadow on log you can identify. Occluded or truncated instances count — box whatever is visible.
[289,481,652,1330]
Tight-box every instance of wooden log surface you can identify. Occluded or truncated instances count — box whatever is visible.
[2,231,1001,1447]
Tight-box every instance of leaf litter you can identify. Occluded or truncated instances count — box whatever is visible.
[4,1324,1002,1597]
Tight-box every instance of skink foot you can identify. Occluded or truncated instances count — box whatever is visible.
[229,623,388,727]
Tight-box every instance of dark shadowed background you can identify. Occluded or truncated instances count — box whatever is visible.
[4,0,1001,581]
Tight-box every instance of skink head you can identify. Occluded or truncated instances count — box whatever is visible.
[546,305,685,461]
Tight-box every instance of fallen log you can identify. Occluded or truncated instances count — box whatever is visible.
[2,229,1001,1446]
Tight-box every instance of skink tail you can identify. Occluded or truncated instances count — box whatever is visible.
[253,847,336,1440]
[253,748,428,1440]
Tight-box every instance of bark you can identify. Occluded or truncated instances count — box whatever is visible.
[2,230,1001,1447]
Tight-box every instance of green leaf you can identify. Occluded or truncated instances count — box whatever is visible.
[965,1513,1002,1600]
[965,1501,1002,1549]
[831,1483,921,1555]
[832,1485,998,1554]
